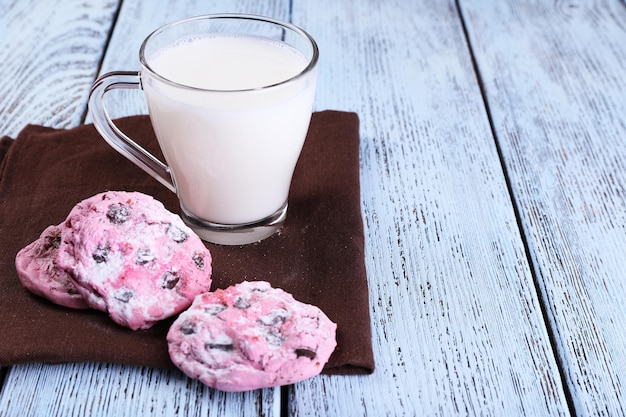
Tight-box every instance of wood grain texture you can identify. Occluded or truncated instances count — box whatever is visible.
[4,0,624,415]
[290,0,570,415]
[0,0,119,137]
[459,0,626,415]
[0,362,278,416]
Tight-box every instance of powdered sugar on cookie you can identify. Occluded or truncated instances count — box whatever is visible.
[56,191,213,330]
[167,280,336,391]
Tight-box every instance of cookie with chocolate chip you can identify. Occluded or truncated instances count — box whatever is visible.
[15,224,89,309]
[56,191,212,330]
[167,281,337,391]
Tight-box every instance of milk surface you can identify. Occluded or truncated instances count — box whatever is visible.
[142,34,316,224]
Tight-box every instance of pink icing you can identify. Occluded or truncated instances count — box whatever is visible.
[15,224,89,309]
[56,191,213,330]
[167,281,337,391]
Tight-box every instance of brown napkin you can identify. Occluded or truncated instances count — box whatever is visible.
[0,111,374,375]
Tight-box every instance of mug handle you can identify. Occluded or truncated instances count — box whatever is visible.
[88,71,176,193]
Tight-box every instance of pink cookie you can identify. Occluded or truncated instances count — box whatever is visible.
[57,191,213,330]
[167,281,337,392]
[15,224,89,309]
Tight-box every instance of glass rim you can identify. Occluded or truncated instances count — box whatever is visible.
[139,13,319,93]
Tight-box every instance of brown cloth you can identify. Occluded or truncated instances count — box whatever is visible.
[0,111,374,375]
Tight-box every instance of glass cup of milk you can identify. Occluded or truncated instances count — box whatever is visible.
[88,14,318,245]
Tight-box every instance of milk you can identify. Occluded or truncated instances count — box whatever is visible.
[142,34,316,225]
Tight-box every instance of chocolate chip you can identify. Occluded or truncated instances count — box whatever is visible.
[92,245,110,263]
[167,224,188,243]
[161,271,180,289]
[206,343,235,352]
[44,232,62,250]
[114,289,134,303]
[192,252,205,270]
[180,320,196,335]
[257,309,290,326]
[106,203,131,224]
[257,310,289,345]
[295,348,317,359]
[204,304,227,315]
[262,327,285,346]
[234,297,250,309]
[136,248,155,265]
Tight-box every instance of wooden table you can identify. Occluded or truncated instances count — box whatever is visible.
[1,0,625,415]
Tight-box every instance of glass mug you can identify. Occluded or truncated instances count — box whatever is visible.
[89,14,318,245]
